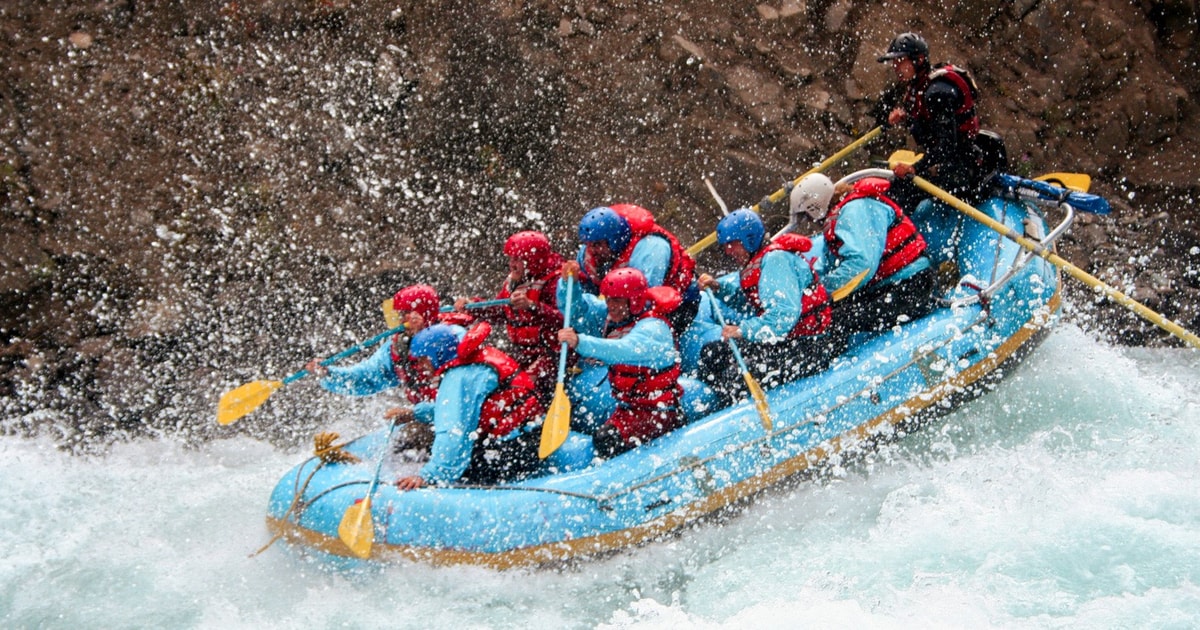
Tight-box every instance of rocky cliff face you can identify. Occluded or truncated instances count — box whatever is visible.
[2,0,1198,449]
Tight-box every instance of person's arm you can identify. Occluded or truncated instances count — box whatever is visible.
[575,318,678,369]
[822,199,891,296]
[872,82,905,128]
[626,235,671,287]
[712,269,743,299]
[700,270,749,317]
[411,400,434,425]
[317,339,401,396]
[416,364,498,485]
[529,281,564,329]
[557,258,607,336]
[738,251,808,342]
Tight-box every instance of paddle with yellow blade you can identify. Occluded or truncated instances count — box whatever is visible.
[704,289,773,431]
[381,297,512,329]
[1034,172,1091,193]
[337,419,402,558]
[215,324,407,425]
[539,270,575,458]
[910,174,1200,350]
[687,126,883,257]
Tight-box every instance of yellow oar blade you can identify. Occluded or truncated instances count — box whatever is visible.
[538,383,571,459]
[742,371,773,431]
[887,149,923,168]
[381,298,401,329]
[216,380,283,425]
[1034,172,1091,193]
[338,497,375,559]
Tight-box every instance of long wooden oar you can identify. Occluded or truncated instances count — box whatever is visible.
[686,126,883,256]
[538,272,575,458]
[337,420,402,558]
[913,176,1200,350]
[705,289,773,430]
[216,324,407,425]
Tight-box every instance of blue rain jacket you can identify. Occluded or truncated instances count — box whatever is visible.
[819,197,930,296]
[709,249,818,343]
[559,234,672,337]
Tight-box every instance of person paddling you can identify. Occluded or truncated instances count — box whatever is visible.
[696,209,838,408]
[874,32,992,212]
[454,231,564,405]
[563,205,699,336]
[556,268,684,458]
[793,174,936,342]
[304,284,466,454]
[395,323,544,489]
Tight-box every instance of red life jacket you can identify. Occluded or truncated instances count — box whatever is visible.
[738,234,832,337]
[580,205,696,297]
[497,268,561,349]
[436,325,544,439]
[824,178,927,287]
[904,63,980,138]
[389,333,439,406]
[603,314,683,411]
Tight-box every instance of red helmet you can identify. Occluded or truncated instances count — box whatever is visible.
[503,231,562,277]
[599,267,649,313]
[392,284,440,324]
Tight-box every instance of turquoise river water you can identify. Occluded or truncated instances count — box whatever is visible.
[2,325,1199,629]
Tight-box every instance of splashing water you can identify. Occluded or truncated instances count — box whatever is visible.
[2,325,1199,628]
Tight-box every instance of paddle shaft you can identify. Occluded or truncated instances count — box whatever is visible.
[687,126,883,256]
[705,289,773,430]
[706,290,752,373]
[383,296,512,328]
[556,276,575,383]
[914,176,1200,350]
[439,298,512,313]
[538,274,576,458]
[282,323,408,385]
[363,420,400,502]
[338,420,402,558]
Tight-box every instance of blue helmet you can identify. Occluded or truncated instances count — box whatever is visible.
[578,207,632,254]
[716,209,765,253]
[409,324,461,370]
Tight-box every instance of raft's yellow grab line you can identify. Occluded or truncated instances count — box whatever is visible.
[267,289,1061,569]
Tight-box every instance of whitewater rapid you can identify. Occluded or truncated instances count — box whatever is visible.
[3,325,1198,628]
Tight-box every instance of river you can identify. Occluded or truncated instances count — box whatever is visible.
[2,325,1198,628]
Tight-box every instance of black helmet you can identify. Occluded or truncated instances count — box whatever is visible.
[877,32,929,63]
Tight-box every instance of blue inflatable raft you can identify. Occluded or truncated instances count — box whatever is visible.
[266,169,1079,568]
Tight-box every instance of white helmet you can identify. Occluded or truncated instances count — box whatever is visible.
[790,173,834,222]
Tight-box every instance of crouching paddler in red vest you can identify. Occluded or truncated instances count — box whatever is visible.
[556,267,684,459]
[792,173,936,345]
[697,209,839,409]
[395,322,545,490]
